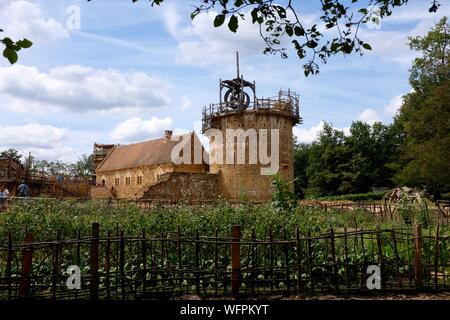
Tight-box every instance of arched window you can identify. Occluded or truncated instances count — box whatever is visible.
[136,170,143,185]
[125,171,132,186]
[114,175,120,186]
[154,167,164,180]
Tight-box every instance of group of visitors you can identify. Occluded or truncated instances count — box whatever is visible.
[0,181,30,211]
[0,188,10,210]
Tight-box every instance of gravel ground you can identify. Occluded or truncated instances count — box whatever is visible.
[176,292,450,300]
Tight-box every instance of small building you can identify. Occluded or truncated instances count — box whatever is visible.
[91,131,217,200]
[0,157,26,196]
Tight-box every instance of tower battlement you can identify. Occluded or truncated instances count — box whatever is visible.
[200,52,302,201]
[201,89,301,133]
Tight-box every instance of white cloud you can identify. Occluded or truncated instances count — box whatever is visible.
[293,121,350,144]
[110,116,174,143]
[174,11,264,66]
[293,121,326,144]
[358,108,380,125]
[180,97,194,111]
[0,64,170,113]
[162,3,182,39]
[0,123,67,148]
[0,123,77,161]
[0,0,68,42]
[358,3,450,64]
[384,94,404,116]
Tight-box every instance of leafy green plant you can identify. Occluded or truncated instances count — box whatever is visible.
[398,197,414,225]
[271,174,297,213]
[315,191,387,201]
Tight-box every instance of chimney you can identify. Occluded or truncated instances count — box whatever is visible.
[164,130,173,140]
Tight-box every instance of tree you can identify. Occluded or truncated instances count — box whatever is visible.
[69,154,95,178]
[109,0,442,76]
[293,142,310,198]
[345,121,403,192]
[305,122,351,196]
[34,159,70,176]
[295,121,403,197]
[408,17,450,93]
[22,152,36,175]
[0,148,22,163]
[395,17,450,198]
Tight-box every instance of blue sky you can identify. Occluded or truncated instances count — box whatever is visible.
[0,0,448,162]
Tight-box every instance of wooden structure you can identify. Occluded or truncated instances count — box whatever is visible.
[0,157,89,198]
[1,223,448,299]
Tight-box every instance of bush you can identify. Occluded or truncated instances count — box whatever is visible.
[271,174,297,213]
[314,191,387,201]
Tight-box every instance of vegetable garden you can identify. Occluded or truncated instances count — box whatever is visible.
[0,198,449,299]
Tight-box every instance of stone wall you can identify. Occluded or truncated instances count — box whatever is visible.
[94,162,210,200]
[90,185,111,199]
[209,109,295,201]
[142,172,218,201]
[95,163,174,199]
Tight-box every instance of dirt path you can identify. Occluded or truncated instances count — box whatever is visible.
[177,292,450,300]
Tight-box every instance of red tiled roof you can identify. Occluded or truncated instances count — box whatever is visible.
[96,132,200,172]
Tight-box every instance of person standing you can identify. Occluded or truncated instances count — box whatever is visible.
[2,188,9,210]
[18,181,30,197]
[0,190,4,210]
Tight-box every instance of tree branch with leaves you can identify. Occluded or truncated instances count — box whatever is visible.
[124,0,441,76]
[0,29,32,64]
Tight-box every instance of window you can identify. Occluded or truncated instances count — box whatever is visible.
[115,177,120,186]
[126,177,131,186]
[137,176,143,185]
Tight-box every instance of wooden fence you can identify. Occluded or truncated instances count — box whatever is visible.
[0,223,449,300]
[299,201,450,225]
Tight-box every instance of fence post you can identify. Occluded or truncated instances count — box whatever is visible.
[434,225,440,289]
[105,230,111,299]
[195,230,200,295]
[6,232,12,299]
[413,224,423,287]
[296,228,303,292]
[142,228,147,296]
[19,233,33,298]
[330,228,338,290]
[90,223,100,300]
[120,231,126,299]
[376,230,385,289]
[231,225,241,295]
[283,229,290,292]
[52,230,61,299]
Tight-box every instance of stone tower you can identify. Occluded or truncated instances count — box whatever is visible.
[202,53,301,201]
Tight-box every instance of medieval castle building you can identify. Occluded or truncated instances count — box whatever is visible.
[91,58,301,202]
